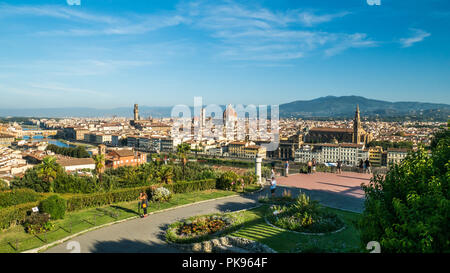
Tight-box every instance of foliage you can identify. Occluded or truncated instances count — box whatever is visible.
[23,212,54,235]
[0,201,39,230]
[360,125,449,253]
[39,195,67,220]
[216,171,239,190]
[367,140,413,150]
[46,144,90,158]
[0,189,43,208]
[0,179,9,191]
[267,193,344,233]
[166,213,235,244]
[151,187,172,202]
[36,156,63,193]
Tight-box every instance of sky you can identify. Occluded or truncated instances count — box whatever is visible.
[0,0,449,109]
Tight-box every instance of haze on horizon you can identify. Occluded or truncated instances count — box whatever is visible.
[1,0,450,108]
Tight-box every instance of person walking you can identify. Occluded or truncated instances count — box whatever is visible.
[270,177,277,198]
[359,159,364,173]
[365,158,371,174]
[312,158,317,174]
[284,161,289,177]
[337,160,342,174]
[307,160,312,174]
[139,191,149,218]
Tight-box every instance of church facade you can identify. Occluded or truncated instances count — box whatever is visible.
[304,105,372,145]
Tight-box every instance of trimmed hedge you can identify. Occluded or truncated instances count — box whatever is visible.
[65,179,217,212]
[0,201,40,230]
[1,179,218,229]
[0,189,43,208]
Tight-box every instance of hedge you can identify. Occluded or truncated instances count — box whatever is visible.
[65,179,217,212]
[1,179,218,229]
[0,201,40,230]
[0,189,43,208]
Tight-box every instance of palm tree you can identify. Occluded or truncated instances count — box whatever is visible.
[157,165,173,184]
[37,156,61,192]
[177,143,191,180]
[93,154,105,183]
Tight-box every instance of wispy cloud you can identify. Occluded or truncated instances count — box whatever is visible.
[0,1,375,62]
[178,1,372,61]
[400,29,431,48]
[29,82,108,97]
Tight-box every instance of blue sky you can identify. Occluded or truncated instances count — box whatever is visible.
[0,0,449,108]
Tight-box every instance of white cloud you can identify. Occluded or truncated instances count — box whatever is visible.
[400,29,431,48]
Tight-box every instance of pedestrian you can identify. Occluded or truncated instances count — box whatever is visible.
[365,158,371,174]
[359,159,364,173]
[337,160,342,174]
[307,160,312,174]
[270,177,277,198]
[139,191,149,218]
[312,158,317,174]
[284,160,289,177]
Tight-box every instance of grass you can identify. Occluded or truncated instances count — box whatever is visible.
[0,189,242,253]
[231,205,363,253]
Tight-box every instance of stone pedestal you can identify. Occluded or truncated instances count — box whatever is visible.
[255,155,262,185]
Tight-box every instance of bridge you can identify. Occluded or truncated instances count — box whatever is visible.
[17,130,58,138]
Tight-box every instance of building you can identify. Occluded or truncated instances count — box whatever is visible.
[243,145,267,159]
[267,132,303,160]
[369,146,383,167]
[160,137,176,153]
[0,134,15,147]
[295,143,366,166]
[106,149,147,169]
[228,141,246,157]
[57,158,95,172]
[304,105,372,145]
[387,148,409,166]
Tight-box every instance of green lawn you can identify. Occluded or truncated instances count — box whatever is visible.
[231,205,363,253]
[0,189,242,253]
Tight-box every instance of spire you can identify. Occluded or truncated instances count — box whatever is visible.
[355,104,360,123]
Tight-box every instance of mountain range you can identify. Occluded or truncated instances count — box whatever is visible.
[1,96,449,120]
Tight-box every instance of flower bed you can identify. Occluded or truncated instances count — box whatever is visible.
[166,214,237,244]
[266,193,344,234]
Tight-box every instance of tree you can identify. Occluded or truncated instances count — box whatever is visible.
[36,156,62,193]
[360,127,449,253]
[93,154,105,183]
[177,143,191,179]
[157,165,174,184]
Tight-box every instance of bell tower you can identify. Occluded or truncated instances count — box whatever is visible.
[134,104,139,121]
[353,105,361,144]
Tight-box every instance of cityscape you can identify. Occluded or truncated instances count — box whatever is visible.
[0,0,448,265]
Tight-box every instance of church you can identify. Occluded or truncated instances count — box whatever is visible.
[304,105,372,145]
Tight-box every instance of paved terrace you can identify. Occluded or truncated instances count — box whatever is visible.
[43,171,371,253]
[275,171,371,213]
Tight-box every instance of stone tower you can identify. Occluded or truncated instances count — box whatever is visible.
[353,105,361,144]
[134,104,139,121]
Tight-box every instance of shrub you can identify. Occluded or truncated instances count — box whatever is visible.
[23,212,54,234]
[0,201,39,230]
[216,171,238,190]
[151,187,172,202]
[0,189,43,208]
[39,195,67,220]
[166,213,237,244]
[267,193,344,233]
